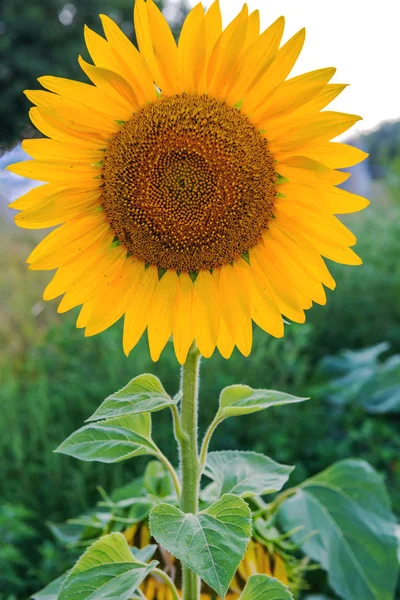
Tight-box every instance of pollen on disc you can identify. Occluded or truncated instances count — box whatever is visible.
[101,93,277,272]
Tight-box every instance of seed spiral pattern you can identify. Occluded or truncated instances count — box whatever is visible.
[101,93,277,272]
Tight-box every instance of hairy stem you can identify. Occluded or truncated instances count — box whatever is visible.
[179,344,201,600]
[199,415,222,472]
[153,447,182,499]
[151,568,181,600]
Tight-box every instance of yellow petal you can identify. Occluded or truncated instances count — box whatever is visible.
[173,273,195,365]
[76,302,93,329]
[84,24,119,71]
[85,260,138,336]
[297,142,369,169]
[178,3,206,93]
[193,270,220,358]
[134,0,180,94]
[235,258,284,338]
[243,28,305,114]
[38,75,126,120]
[207,5,248,99]
[147,270,178,361]
[244,10,260,50]
[29,107,103,147]
[27,213,110,269]
[226,16,284,104]
[277,156,350,186]
[218,263,252,356]
[100,14,156,105]
[123,264,159,356]
[43,235,115,300]
[25,89,118,135]
[253,67,336,122]
[281,181,370,214]
[269,112,362,155]
[249,243,305,323]
[78,57,138,114]
[14,188,101,229]
[57,244,127,312]
[275,210,362,265]
[8,183,56,210]
[269,221,336,290]
[7,160,100,184]
[204,0,222,59]
[260,232,326,306]
[276,198,357,246]
[263,83,348,139]
[217,318,235,360]
[22,138,105,162]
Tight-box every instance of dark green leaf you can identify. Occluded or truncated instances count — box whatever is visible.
[149,494,252,598]
[87,374,179,421]
[55,414,157,463]
[203,451,293,500]
[279,459,398,600]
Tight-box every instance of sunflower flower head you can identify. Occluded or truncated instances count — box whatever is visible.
[8,0,369,364]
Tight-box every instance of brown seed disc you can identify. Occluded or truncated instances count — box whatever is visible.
[101,93,276,272]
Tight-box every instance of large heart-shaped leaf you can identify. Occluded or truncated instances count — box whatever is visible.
[55,414,157,462]
[87,374,179,421]
[279,459,398,600]
[217,384,307,419]
[203,451,293,501]
[239,574,294,599]
[59,533,157,600]
[149,494,252,598]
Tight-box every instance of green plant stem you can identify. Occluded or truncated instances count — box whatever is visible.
[179,343,201,600]
[266,487,299,515]
[151,568,181,600]
[153,447,182,499]
[199,415,222,471]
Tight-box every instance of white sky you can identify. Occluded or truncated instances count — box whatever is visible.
[186,0,400,136]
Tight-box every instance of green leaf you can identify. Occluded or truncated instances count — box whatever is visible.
[55,414,157,463]
[87,374,179,421]
[149,494,252,598]
[144,460,174,498]
[217,384,307,419]
[203,451,293,501]
[59,532,157,600]
[239,574,294,599]
[131,544,158,563]
[279,459,398,600]
[32,573,68,600]
[59,563,154,600]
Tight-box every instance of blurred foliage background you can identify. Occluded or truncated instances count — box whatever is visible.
[1,0,400,598]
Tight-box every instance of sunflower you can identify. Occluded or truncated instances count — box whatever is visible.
[124,522,297,599]
[8,0,369,364]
